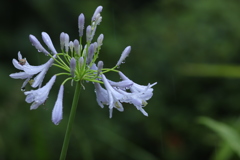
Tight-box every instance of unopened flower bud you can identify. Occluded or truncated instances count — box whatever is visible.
[60,32,65,51]
[87,43,95,65]
[29,35,49,55]
[64,33,69,53]
[73,39,80,55]
[116,46,131,66]
[97,61,103,75]
[97,34,104,47]
[93,42,98,53]
[86,25,92,42]
[69,41,74,53]
[78,13,85,37]
[92,6,103,22]
[52,85,64,125]
[70,57,76,77]
[79,57,84,68]
[41,32,57,54]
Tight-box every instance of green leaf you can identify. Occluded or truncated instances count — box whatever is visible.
[198,117,240,158]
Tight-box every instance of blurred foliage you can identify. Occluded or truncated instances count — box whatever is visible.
[199,117,240,160]
[1,0,240,160]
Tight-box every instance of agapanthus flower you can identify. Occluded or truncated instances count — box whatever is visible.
[9,6,157,125]
[24,75,56,110]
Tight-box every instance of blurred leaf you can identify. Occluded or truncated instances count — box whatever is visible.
[199,117,240,158]
[211,141,233,160]
[178,63,240,78]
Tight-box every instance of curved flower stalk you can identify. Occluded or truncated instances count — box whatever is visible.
[9,5,157,124]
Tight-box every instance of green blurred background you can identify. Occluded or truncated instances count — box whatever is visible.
[1,0,240,159]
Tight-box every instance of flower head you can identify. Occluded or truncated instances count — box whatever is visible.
[10,6,156,124]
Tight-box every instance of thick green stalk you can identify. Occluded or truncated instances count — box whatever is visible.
[60,81,81,160]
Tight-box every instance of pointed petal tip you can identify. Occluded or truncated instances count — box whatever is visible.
[52,118,62,125]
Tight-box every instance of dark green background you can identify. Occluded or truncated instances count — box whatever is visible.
[1,0,240,159]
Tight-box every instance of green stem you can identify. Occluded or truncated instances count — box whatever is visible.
[60,81,81,160]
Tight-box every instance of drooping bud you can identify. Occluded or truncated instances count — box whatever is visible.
[116,46,131,66]
[29,35,50,55]
[92,6,103,22]
[78,13,85,37]
[87,43,95,65]
[41,32,57,54]
[86,25,92,43]
[97,61,103,75]
[52,85,64,125]
[60,32,65,51]
[73,39,80,55]
[70,57,76,77]
[97,34,104,47]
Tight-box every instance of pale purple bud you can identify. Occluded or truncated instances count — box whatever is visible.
[79,57,84,68]
[52,85,64,125]
[64,33,69,53]
[97,61,103,75]
[97,34,104,47]
[29,35,50,55]
[41,32,57,54]
[92,6,103,21]
[116,46,131,66]
[86,25,92,42]
[93,42,98,53]
[87,43,95,65]
[70,57,76,77]
[78,13,85,37]
[69,41,74,53]
[73,39,80,55]
[60,32,65,51]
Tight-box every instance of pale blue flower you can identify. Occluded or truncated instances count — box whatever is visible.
[24,75,56,110]
[10,52,55,88]
[119,71,157,101]
[94,82,109,108]
[101,74,124,118]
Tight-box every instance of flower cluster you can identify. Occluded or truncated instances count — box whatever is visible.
[10,6,157,125]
